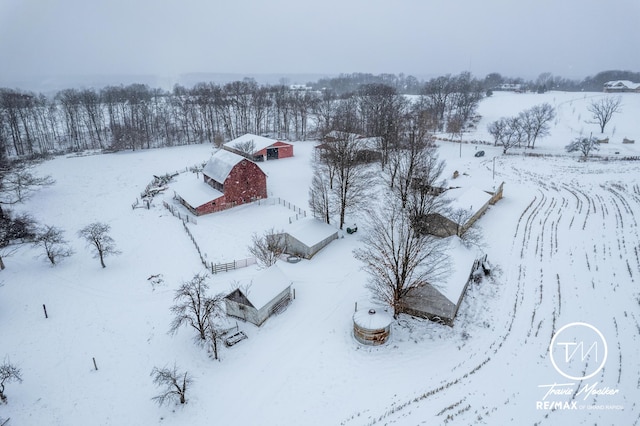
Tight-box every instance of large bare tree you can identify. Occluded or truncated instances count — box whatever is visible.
[169,273,225,342]
[587,96,622,133]
[77,222,120,268]
[308,162,334,224]
[353,199,449,318]
[33,225,73,265]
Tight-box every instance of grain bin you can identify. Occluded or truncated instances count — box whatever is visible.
[353,308,393,345]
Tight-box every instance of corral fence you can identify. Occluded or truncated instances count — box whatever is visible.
[206,257,257,274]
[180,215,256,274]
[256,197,308,223]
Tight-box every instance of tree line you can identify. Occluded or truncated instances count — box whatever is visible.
[0,71,487,160]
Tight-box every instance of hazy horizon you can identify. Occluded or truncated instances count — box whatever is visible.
[1,0,639,91]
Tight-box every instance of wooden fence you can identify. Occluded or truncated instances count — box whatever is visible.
[206,257,257,274]
[163,201,197,224]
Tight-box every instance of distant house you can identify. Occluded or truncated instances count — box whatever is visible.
[603,80,640,93]
[224,264,292,326]
[174,149,267,216]
[399,236,487,326]
[496,83,523,92]
[421,186,494,237]
[223,133,294,161]
[277,217,338,259]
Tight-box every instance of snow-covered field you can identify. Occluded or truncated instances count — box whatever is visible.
[1,91,639,425]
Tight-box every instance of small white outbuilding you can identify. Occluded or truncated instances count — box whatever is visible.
[224,264,292,326]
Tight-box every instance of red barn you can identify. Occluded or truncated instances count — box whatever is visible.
[223,133,294,161]
[175,150,267,216]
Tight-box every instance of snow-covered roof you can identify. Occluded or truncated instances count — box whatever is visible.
[604,80,640,90]
[203,149,246,183]
[224,133,285,153]
[437,236,481,303]
[442,186,492,218]
[282,217,338,247]
[241,264,291,310]
[171,173,222,208]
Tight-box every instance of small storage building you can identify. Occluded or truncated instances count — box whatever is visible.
[277,218,338,259]
[399,236,485,326]
[224,264,292,326]
[223,133,294,161]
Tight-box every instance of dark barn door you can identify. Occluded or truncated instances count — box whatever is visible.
[266,147,279,160]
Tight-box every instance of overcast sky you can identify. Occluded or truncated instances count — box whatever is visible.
[1,0,639,88]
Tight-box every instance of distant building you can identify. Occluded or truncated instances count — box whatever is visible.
[224,264,292,326]
[223,133,294,161]
[603,80,640,93]
[495,83,523,92]
[173,149,266,216]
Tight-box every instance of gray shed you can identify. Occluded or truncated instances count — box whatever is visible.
[399,237,485,326]
[224,264,292,326]
[279,218,338,259]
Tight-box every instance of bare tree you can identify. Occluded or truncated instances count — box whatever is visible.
[0,359,22,404]
[77,222,120,268]
[0,161,54,221]
[0,210,37,270]
[150,364,192,406]
[33,225,73,265]
[319,134,376,229]
[205,317,225,361]
[566,135,600,159]
[522,103,555,148]
[487,118,507,147]
[353,199,449,318]
[169,273,225,341]
[587,96,622,133]
[247,228,286,268]
[405,149,448,231]
[492,117,525,154]
[232,139,256,157]
[308,163,334,224]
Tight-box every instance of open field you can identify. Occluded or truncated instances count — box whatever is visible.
[1,91,639,425]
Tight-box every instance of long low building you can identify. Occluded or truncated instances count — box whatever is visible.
[223,133,294,161]
[276,217,338,259]
[399,236,487,326]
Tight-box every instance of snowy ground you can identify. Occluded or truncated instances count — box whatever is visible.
[1,91,639,425]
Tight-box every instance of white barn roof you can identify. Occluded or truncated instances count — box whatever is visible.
[284,217,337,247]
[242,264,291,310]
[203,149,246,184]
[171,173,223,208]
[438,236,481,302]
[224,133,283,153]
[442,186,492,219]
